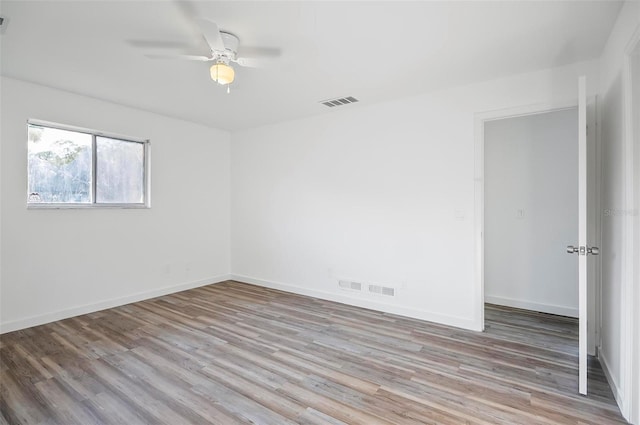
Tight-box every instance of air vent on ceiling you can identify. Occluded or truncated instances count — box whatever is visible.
[320,96,359,108]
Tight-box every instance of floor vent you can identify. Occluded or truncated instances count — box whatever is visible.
[338,280,362,291]
[369,284,395,296]
[320,96,359,108]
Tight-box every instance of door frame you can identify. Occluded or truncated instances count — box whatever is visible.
[473,99,601,354]
[620,25,640,423]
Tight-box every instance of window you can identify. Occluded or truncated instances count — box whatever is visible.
[27,121,149,208]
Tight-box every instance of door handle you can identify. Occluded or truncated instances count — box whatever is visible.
[566,245,599,255]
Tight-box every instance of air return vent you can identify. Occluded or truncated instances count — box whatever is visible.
[320,96,359,108]
[338,280,362,291]
[369,284,395,296]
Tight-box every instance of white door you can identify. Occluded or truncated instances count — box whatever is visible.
[568,76,599,395]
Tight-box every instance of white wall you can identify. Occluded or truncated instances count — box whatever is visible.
[484,109,578,317]
[632,46,640,425]
[231,59,599,331]
[597,1,640,421]
[0,77,231,332]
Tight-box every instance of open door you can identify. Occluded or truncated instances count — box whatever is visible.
[567,76,599,395]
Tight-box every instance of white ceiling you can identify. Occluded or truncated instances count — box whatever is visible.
[0,1,623,131]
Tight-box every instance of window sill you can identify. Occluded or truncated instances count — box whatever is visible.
[27,203,150,209]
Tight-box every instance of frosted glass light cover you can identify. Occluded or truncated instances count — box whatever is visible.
[210,63,235,85]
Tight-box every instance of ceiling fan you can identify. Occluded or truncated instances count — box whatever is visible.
[144,18,280,92]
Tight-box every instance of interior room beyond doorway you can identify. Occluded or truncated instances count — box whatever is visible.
[484,108,579,319]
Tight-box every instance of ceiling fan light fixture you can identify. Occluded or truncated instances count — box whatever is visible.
[210,62,235,85]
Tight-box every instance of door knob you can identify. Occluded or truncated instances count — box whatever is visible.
[567,245,599,255]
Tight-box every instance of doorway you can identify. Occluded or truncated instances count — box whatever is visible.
[481,108,590,390]
[483,109,579,320]
[473,97,602,395]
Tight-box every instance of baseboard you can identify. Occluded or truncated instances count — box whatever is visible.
[230,274,480,331]
[484,295,578,318]
[599,348,628,419]
[0,274,231,334]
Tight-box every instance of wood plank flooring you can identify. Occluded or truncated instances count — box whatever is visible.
[1,281,626,424]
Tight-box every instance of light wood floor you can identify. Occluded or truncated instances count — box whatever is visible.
[0,281,626,424]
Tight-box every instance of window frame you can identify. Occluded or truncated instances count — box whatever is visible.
[27,119,151,209]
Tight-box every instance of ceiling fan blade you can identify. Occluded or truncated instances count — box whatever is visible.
[126,39,191,49]
[234,57,271,68]
[237,46,282,58]
[174,0,199,20]
[195,18,225,52]
[145,54,213,61]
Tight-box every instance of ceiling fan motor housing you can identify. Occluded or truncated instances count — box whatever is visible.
[219,31,239,57]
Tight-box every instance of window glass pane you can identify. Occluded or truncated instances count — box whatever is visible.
[27,124,92,203]
[96,137,144,203]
